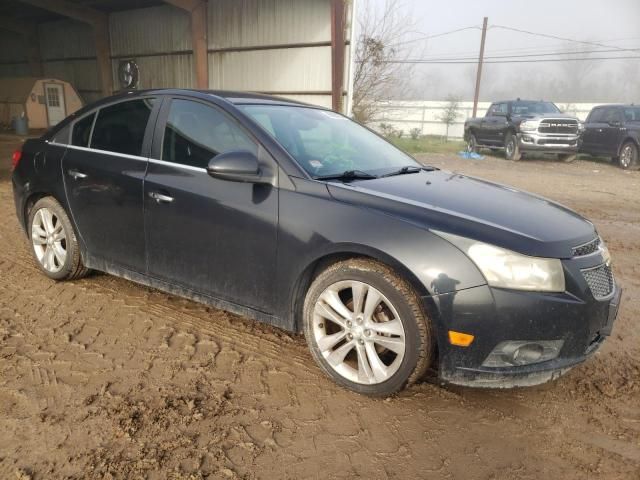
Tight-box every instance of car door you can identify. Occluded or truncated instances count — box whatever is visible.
[480,103,507,144]
[600,107,625,156]
[144,96,279,313]
[62,97,158,272]
[581,107,606,154]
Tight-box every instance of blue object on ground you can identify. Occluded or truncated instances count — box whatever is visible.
[14,115,29,136]
[458,151,484,160]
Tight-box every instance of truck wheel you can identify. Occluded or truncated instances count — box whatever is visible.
[619,142,639,170]
[558,154,577,163]
[467,133,478,153]
[505,132,521,161]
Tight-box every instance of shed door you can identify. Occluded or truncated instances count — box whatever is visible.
[44,83,66,126]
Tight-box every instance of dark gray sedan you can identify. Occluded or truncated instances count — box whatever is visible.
[12,90,620,395]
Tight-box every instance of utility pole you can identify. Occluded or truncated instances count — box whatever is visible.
[472,17,488,118]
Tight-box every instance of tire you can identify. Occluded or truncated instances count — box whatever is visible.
[558,153,577,163]
[505,132,521,161]
[303,258,434,396]
[28,197,89,281]
[466,133,478,153]
[618,141,639,170]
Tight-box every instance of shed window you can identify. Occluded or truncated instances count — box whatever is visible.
[46,87,60,107]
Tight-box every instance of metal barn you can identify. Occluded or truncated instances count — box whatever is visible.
[0,0,355,120]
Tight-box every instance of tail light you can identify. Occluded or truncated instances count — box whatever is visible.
[11,150,22,170]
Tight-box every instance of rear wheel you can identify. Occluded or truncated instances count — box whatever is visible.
[303,259,433,396]
[618,142,639,170]
[28,197,89,281]
[505,132,521,161]
[558,153,577,163]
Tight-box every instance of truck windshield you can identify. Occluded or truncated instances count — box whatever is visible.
[238,105,420,178]
[511,101,561,115]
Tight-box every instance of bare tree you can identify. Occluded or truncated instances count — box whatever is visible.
[439,95,461,141]
[352,0,418,124]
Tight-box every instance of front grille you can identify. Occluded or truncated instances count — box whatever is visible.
[582,264,614,300]
[572,237,601,257]
[538,118,579,135]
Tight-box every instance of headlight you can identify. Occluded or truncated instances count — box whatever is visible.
[520,120,538,132]
[435,232,565,292]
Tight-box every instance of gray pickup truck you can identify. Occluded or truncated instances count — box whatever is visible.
[464,99,582,161]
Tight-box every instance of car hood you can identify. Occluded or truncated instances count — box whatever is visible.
[326,170,595,258]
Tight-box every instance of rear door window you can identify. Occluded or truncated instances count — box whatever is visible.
[91,99,155,156]
[71,113,95,147]
[162,99,257,168]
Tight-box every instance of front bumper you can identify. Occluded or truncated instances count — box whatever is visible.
[426,278,621,388]
[517,132,580,153]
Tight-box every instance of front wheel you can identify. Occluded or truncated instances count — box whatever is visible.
[618,142,639,170]
[303,259,434,396]
[505,132,521,161]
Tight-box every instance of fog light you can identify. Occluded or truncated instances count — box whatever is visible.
[482,340,564,368]
[522,136,533,143]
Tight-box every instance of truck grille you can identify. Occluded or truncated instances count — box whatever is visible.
[538,119,579,135]
[582,264,614,300]
[572,237,600,257]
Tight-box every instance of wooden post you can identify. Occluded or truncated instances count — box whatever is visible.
[165,0,209,89]
[18,0,113,96]
[331,0,346,112]
[472,17,488,118]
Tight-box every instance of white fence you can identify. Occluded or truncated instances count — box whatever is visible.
[372,101,602,140]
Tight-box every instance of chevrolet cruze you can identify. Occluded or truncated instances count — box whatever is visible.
[11,89,621,395]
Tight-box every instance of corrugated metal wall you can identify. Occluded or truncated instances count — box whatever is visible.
[0,0,353,111]
[0,30,30,78]
[38,20,101,104]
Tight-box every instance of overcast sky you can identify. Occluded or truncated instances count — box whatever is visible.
[363,0,640,102]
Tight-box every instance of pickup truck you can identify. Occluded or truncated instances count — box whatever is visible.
[464,100,582,161]
[580,104,640,170]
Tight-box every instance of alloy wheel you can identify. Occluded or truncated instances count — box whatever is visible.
[31,207,67,273]
[312,280,406,385]
[620,145,633,168]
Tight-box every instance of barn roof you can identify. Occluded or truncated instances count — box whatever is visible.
[0,77,39,104]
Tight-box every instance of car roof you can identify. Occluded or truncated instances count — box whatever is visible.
[95,88,321,108]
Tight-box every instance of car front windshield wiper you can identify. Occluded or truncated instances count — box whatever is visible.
[314,170,378,181]
[380,165,423,178]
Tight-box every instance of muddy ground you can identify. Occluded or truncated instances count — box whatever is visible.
[0,133,638,479]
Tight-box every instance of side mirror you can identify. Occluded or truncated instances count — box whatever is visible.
[207,150,266,183]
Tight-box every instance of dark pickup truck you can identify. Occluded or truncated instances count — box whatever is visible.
[464,100,582,161]
[580,104,640,170]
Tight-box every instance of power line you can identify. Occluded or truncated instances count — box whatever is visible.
[489,25,634,52]
[388,26,481,47]
[409,47,640,62]
[383,55,640,64]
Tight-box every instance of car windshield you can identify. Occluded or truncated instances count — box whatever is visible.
[511,101,561,115]
[238,105,420,178]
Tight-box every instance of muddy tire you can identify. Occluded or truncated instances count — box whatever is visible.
[303,258,434,396]
[28,197,89,281]
[467,133,478,153]
[505,132,521,161]
[618,141,639,170]
[558,153,577,163]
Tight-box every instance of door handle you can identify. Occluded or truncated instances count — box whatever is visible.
[148,191,174,204]
[68,169,87,180]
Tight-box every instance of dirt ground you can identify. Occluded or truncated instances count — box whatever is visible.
[0,133,639,479]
